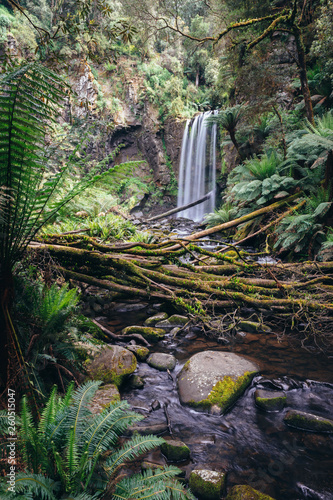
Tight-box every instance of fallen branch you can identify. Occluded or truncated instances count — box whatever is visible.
[147,191,214,222]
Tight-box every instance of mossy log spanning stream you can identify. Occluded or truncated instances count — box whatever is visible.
[30,196,333,353]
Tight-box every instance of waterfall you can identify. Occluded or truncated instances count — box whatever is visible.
[177,110,217,222]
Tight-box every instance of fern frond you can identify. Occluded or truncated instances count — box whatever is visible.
[1,472,59,499]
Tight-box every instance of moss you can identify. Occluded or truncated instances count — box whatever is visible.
[225,485,276,499]
[189,371,256,412]
[135,347,149,361]
[284,410,333,432]
[255,395,286,411]
[122,326,165,342]
[189,470,226,500]
[160,440,190,462]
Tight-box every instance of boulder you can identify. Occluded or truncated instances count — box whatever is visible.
[284,410,333,433]
[178,351,259,412]
[87,345,137,387]
[144,312,169,326]
[254,389,286,412]
[122,326,165,342]
[89,384,120,414]
[161,439,190,462]
[155,315,188,329]
[127,345,150,361]
[147,353,177,371]
[189,469,226,500]
[225,485,276,499]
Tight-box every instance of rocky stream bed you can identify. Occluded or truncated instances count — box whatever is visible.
[86,300,333,500]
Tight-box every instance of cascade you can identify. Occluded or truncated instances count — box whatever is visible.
[177,110,218,222]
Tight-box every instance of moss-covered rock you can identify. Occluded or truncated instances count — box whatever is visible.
[254,389,286,412]
[87,345,137,387]
[89,383,120,413]
[225,485,275,499]
[284,410,333,433]
[189,469,226,500]
[178,351,259,412]
[160,439,190,462]
[147,353,177,371]
[122,325,165,343]
[144,312,169,326]
[129,375,145,389]
[238,321,271,333]
[127,345,150,361]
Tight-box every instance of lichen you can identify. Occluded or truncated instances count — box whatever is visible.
[189,470,225,500]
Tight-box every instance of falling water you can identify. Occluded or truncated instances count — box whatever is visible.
[177,110,218,221]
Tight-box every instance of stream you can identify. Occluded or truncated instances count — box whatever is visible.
[102,304,333,500]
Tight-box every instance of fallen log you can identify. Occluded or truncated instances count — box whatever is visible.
[147,191,214,222]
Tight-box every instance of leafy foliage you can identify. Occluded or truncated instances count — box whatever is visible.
[0,382,194,500]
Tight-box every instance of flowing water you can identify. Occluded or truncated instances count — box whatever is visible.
[104,307,333,500]
[177,111,217,221]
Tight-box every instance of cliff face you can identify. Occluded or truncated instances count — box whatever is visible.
[67,59,186,211]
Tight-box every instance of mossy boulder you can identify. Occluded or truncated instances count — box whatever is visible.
[161,439,190,462]
[147,353,177,371]
[284,410,333,433]
[225,485,275,499]
[127,345,150,361]
[89,383,120,413]
[238,321,271,334]
[122,326,165,343]
[155,315,188,329]
[87,345,137,387]
[254,389,286,412]
[144,312,169,326]
[189,469,226,500]
[178,351,259,412]
[129,375,145,389]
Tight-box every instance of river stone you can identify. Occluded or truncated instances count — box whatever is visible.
[127,345,150,361]
[155,315,188,329]
[129,375,145,389]
[147,353,177,371]
[189,469,226,500]
[225,485,276,499]
[178,351,259,412]
[161,439,190,462]
[144,312,169,326]
[87,345,137,387]
[284,410,333,433]
[254,389,286,412]
[127,422,169,436]
[89,383,120,413]
[122,325,165,343]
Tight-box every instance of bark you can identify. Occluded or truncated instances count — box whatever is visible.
[294,27,314,125]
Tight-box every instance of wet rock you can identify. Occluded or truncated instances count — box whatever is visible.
[128,421,168,436]
[225,485,276,499]
[284,410,333,433]
[155,315,188,329]
[254,389,286,412]
[178,351,259,412]
[144,312,169,326]
[127,345,150,361]
[161,439,190,462]
[147,353,177,371]
[170,327,181,336]
[87,345,137,387]
[151,400,161,411]
[141,461,165,472]
[129,375,145,389]
[238,321,271,333]
[89,383,120,413]
[189,469,226,500]
[113,302,148,312]
[122,326,165,343]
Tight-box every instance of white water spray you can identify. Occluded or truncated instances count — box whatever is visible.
[177,111,218,222]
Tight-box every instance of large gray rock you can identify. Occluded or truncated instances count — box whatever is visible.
[178,351,259,412]
[147,353,176,371]
[87,345,137,387]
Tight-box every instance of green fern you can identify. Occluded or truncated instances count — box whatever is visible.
[0,383,193,500]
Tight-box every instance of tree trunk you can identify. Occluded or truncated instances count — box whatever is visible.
[294,27,314,125]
